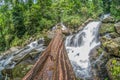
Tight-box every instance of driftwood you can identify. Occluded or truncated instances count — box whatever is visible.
[23,30,76,80]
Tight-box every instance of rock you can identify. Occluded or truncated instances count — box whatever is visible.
[106,58,120,80]
[100,23,115,35]
[1,46,20,56]
[115,22,120,34]
[101,37,120,57]
[102,16,115,23]
[113,37,120,44]
[12,64,33,79]
[10,47,20,52]
[109,32,120,38]
[78,18,93,31]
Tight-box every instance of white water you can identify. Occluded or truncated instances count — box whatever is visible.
[0,38,45,72]
[52,23,67,31]
[100,13,110,21]
[65,21,101,79]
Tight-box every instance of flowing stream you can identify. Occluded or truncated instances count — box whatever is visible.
[65,21,101,79]
[0,38,45,78]
[0,14,110,79]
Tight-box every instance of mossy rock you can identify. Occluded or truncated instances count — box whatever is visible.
[109,32,120,38]
[96,47,104,56]
[100,23,115,35]
[115,22,120,34]
[12,64,33,79]
[102,16,115,23]
[106,58,120,80]
[44,36,51,46]
[101,37,120,57]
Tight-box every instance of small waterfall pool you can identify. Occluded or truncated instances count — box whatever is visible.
[65,21,101,79]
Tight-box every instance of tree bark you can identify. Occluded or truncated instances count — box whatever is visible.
[22,30,76,80]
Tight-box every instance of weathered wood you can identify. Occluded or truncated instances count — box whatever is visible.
[23,30,76,80]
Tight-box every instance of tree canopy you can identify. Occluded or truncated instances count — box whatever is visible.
[0,0,119,51]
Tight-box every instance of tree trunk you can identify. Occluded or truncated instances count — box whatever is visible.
[22,30,76,80]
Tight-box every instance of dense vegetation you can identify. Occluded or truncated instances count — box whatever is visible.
[0,0,120,51]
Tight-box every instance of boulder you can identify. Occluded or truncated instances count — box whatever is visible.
[100,23,115,35]
[102,16,115,23]
[101,37,120,57]
[113,37,120,44]
[115,22,120,34]
[12,64,33,79]
[1,46,20,56]
[106,58,120,80]
[109,32,120,38]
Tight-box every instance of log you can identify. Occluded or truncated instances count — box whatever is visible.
[23,30,76,80]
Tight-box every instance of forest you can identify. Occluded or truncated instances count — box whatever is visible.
[0,0,120,80]
[0,0,119,51]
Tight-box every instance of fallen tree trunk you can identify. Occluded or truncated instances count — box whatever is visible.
[23,30,76,80]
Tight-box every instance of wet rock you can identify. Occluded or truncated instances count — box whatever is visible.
[102,16,115,23]
[1,47,20,56]
[78,18,93,31]
[106,58,120,80]
[109,32,120,38]
[115,22,120,34]
[12,64,33,79]
[90,50,110,80]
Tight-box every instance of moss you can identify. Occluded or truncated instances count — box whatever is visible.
[97,47,104,55]
[76,77,83,80]
[44,35,51,46]
[109,32,120,38]
[12,64,33,79]
[10,37,23,47]
[106,58,120,80]
[100,23,115,35]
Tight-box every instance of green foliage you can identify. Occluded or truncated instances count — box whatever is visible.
[0,0,119,52]
[102,0,111,13]
[13,64,33,78]
[12,4,26,38]
[100,23,115,35]
[110,59,120,80]
[110,0,120,20]
[63,15,86,29]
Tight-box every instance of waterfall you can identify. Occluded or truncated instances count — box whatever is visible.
[0,38,45,77]
[65,21,101,79]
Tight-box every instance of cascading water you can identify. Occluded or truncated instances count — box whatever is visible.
[65,21,101,79]
[52,23,67,31]
[0,38,45,78]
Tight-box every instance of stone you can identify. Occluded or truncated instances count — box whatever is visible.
[102,16,115,23]
[113,37,120,44]
[106,58,120,80]
[109,32,120,38]
[115,22,120,34]
[1,46,20,56]
[100,23,115,35]
[12,64,33,79]
[101,37,120,57]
